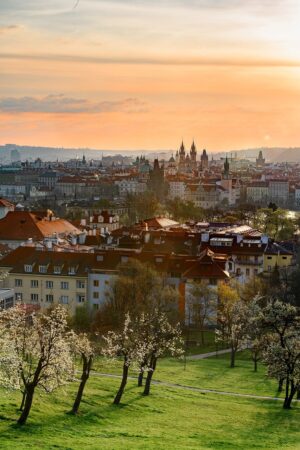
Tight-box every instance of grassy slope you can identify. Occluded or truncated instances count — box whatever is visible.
[0,354,299,450]
[94,351,278,397]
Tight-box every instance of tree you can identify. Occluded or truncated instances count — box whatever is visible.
[69,333,94,415]
[102,313,143,405]
[216,283,247,368]
[94,259,178,333]
[0,305,74,425]
[125,192,160,224]
[141,310,184,396]
[259,300,300,409]
[187,281,217,344]
[166,198,203,222]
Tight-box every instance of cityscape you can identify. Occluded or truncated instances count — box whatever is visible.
[0,1,299,449]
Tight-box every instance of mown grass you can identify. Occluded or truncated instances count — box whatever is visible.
[0,353,299,449]
[94,351,279,397]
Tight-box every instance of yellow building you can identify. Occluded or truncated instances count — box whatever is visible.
[263,242,293,273]
[0,247,90,314]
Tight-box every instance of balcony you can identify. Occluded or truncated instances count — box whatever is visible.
[235,259,262,266]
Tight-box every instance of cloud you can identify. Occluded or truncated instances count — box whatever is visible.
[0,24,22,34]
[0,94,147,114]
[0,52,300,68]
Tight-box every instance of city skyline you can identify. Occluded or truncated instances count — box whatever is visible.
[1,0,300,150]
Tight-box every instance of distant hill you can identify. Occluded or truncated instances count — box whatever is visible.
[0,144,299,163]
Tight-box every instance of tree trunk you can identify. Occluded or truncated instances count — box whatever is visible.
[113,362,129,405]
[18,385,35,425]
[230,346,236,368]
[143,358,157,396]
[254,358,258,373]
[71,355,93,415]
[297,388,300,400]
[278,377,284,393]
[283,380,297,409]
[138,370,144,387]
[201,329,205,345]
[19,390,27,411]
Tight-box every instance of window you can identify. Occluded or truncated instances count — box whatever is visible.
[76,280,85,289]
[15,279,22,287]
[121,256,128,263]
[268,266,272,272]
[31,280,38,288]
[77,294,85,303]
[254,269,258,275]
[46,281,53,289]
[267,256,272,260]
[39,265,48,273]
[15,293,23,301]
[93,304,99,310]
[246,268,250,276]
[31,293,39,302]
[60,295,69,304]
[54,266,62,274]
[105,280,109,285]
[93,291,99,299]
[96,255,103,262]
[93,280,99,287]
[46,294,54,303]
[155,257,163,263]
[24,264,33,273]
[68,266,76,275]
[61,281,69,290]
[282,256,287,260]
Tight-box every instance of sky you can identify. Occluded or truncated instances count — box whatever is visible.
[1,0,300,151]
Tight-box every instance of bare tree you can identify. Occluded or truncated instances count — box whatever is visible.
[0,305,74,425]
[187,281,217,344]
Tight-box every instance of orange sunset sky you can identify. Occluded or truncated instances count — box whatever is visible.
[1,0,300,151]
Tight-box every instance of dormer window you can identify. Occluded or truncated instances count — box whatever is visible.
[68,266,77,275]
[53,265,62,274]
[39,265,48,274]
[155,257,163,263]
[121,256,129,263]
[97,255,104,261]
[24,264,33,273]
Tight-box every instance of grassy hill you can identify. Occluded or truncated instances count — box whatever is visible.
[0,353,299,449]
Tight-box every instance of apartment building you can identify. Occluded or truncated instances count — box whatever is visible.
[0,247,89,314]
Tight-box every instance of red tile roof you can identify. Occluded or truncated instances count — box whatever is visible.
[0,211,80,241]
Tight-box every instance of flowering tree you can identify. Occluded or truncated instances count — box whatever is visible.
[259,300,300,409]
[141,310,184,396]
[243,296,265,372]
[216,283,248,368]
[0,305,74,425]
[69,332,94,415]
[103,313,144,405]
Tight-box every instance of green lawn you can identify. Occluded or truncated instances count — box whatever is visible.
[0,353,299,449]
[94,351,279,397]
[184,330,227,356]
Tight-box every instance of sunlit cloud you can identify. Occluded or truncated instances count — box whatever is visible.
[0,94,147,114]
